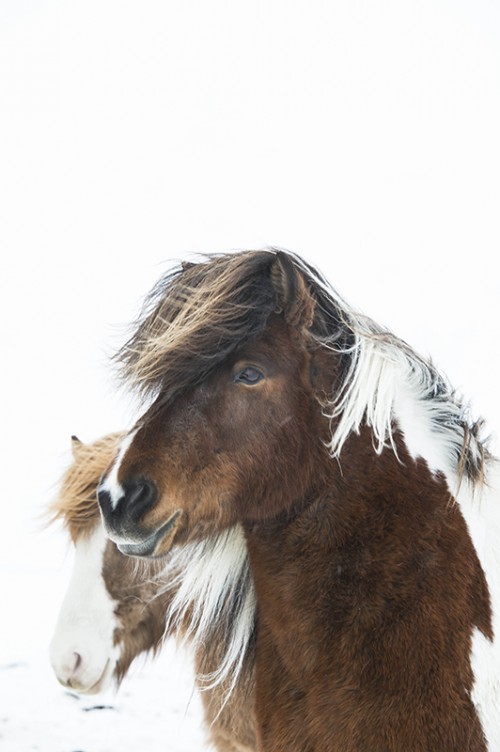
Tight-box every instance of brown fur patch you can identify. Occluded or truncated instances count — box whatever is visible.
[247,428,491,751]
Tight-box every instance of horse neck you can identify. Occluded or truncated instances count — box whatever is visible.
[242,427,492,749]
[243,425,491,673]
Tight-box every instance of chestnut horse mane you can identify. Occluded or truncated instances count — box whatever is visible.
[50,432,124,541]
[155,525,256,698]
[117,249,488,483]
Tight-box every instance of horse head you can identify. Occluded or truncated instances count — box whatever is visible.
[49,433,165,693]
[97,251,336,557]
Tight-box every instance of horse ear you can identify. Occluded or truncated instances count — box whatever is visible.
[70,435,84,458]
[271,252,315,330]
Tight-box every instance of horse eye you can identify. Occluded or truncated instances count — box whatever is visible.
[234,366,265,385]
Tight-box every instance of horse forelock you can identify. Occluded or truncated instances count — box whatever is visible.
[50,432,124,541]
[115,251,278,405]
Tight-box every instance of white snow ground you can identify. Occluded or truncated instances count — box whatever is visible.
[1,568,207,752]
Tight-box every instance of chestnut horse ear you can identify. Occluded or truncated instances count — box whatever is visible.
[70,435,84,458]
[271,252,315,330]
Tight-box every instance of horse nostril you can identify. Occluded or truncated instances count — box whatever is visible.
[123,478,158,522]
[71,652,82,674]
[97,487,112,515]
[97,477,157,528]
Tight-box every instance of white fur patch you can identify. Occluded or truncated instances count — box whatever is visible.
[327,341,399,457]
[98,430,137,510]
[393,376,459,477]
[50,526,121,694]
[155,525,255,699]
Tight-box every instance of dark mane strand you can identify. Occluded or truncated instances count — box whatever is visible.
[115,252,278,406]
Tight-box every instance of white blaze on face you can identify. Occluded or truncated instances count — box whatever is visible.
[98,429,137,510]
[50,525,121,694]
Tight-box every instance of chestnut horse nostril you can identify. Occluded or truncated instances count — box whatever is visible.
[123,478,158,522]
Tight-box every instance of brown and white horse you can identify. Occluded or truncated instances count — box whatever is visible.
[49,433,257,752]
[95,249,500,751]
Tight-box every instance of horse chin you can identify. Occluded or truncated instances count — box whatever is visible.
[82,659,115,695]
[117,511,182,558]
[57,657,115,696]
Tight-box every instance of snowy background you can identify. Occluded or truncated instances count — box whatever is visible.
[1,1,499,750]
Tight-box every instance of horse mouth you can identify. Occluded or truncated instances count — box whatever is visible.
[117,512,181,558]
[58,658,114,696]
[85,659,114,695]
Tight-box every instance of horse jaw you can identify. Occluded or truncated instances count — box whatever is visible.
[50,525,121,694]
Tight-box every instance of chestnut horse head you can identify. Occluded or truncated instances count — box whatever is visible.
[98,249,486,554]
[97,250,344,554]
[96,249,500,750]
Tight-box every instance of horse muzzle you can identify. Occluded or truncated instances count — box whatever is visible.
[97,476,181,558]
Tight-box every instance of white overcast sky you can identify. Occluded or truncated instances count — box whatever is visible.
[0,0,499,571]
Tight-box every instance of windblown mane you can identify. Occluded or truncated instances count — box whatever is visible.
[116,252,278,407]
[50,433,123,541]
[155,526,256,698]
[117,249,489,483]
